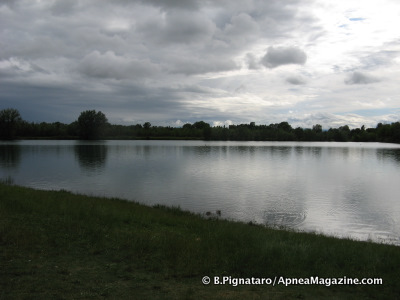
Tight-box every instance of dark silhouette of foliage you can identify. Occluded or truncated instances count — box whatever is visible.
[77,110,108,140]
[3,107,400,143]
[0,108,22,140]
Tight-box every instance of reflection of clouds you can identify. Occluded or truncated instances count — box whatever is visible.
[339,180,400,245]
[0,144,21,169]
[74,143,108,172]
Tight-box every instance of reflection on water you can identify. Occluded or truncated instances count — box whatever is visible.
[0,144,21,184]
[376,148,400,164]
[263,199,307,228]
[0,144,21,169]
[74,143,108,172]
[1,140,400,246]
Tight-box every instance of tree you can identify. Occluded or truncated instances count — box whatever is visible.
[277,122,292,132]
[193,121,210,130]
[312,124,322,133]
[143,122,151,129]
[143,122,152,139]
[77,110,108,140]
[0,108,22,140]
[193,121,211,140]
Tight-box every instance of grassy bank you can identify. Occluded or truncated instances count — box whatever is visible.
[1,183,399,299]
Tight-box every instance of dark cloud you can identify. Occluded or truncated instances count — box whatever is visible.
[1,0,398,128]
[246,53,261,70]
[78,51,161,80]
[139,11,216,45]
[286,75,306,85]
[138,0,200,10]
[167,55,238,75]
[261,46,307,68]
[345,71,380,85]
[50,1,77,16]
[221,13,260,46]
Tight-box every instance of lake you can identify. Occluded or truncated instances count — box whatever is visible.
[1,140,400,245]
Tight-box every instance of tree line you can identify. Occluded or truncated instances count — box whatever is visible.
[1,108,400,143]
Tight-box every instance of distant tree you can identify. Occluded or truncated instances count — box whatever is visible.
[203,125,212,140]
[193,121,210,130]
[77,110,108,140]
[293,127,304,141]
[277,122,292,132]
[68,121,79,137]
[193,121,211,140]
[143,122,151,130]
[0,108,22,140]
[183,123,193,129]
[142,122,152,139]
[312,124,322,133]
[392,122,400,143]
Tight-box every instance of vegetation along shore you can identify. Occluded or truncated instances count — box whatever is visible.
[1,182,399,299]
[1,108,400,142]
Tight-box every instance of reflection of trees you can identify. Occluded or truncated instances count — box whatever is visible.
[74,143,108,172]
[0,144,21,169]
[376,149,400,165]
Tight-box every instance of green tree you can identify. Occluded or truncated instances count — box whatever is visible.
[277,121,292,132]
[77,110,108,140]
[143,122,151,130]
[192,121,210,130]
[143,122,152,139]
[312,124,322,133]
[0,108,22,140]
[193,121,211,140]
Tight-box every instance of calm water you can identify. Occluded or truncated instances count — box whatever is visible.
[1,140,400,245]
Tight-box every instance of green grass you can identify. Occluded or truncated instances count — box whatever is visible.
[1,183,399,299]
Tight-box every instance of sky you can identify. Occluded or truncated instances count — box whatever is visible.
[1,0,400,129]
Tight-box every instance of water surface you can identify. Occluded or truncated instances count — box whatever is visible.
[1,140,400,245]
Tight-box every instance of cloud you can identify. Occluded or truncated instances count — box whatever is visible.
[261,46,307,68]
[0,57,49,79]
[345,71,380,85]
[222,13,260,46]
[78,51,161,80]
[286,75,307,85]
[138,10,216,46]
[139,0,199,11]
[246,53,261,70]
[167,55,238,75]
[287,112,372,129]
[1,0,400,128]
[50,1,77,16]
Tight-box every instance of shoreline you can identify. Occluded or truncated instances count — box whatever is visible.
[1,182,400,299]
[3,136,400,144]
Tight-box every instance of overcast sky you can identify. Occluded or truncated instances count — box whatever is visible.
[1,0,400,128]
